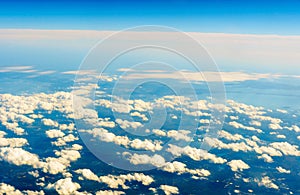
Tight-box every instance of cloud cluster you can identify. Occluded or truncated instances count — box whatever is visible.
[75,169,154,190]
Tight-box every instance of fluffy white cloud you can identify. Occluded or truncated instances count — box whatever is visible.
[258,154,274,163]
[42,119,59,127]
[270,142,300,156]
[86,128,162,152]
[75,169,99,181]
[160,185,179,195]
[46,130,65,138]
[0,147,41,168]
[123,152,166,167]
[227,160,250,172]
[130,111,148,121]
[46,178,81,195]
[269,123,283,130]
[152,129,167,136]
[96,190,125,195]
[0,137,28,147]
[228,121,262,133]
[255,176,279,190]
[276,134,286,139]
[276,166,291,174]
[167,130,192,142]
[218,130,243,141]
[0,183,23,195]
[41,157,67,175]
[161,161,210,177]
[52,134,79,146]
[249,120,261,127]
[167,144,227,164]
[204,137,253,153]
[115,119,143,129]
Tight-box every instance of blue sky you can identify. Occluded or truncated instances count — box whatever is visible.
[1,0,300,35]
[0,0,300,74]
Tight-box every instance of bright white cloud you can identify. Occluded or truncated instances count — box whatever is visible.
[227,160,250,172]
[159,185,179,195]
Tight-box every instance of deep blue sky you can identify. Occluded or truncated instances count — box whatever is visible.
[1,0,300,35]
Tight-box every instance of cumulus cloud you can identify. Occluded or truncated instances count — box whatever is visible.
[161,161,210,177]
[228,121,262,133]
[159,185,179,195]
[254,176,279,190]
[258,154,274,163]
[123,152,166,167]
[46,130,65,138]
[99,173,154,189]
[86,128,163,152]
[0,183,23,195]
[42,119,59,127]
[0,137,28,147]
[115,119,143,129]
[41,157,67,175]
[276,166,291,174]
[270,142,300,156]
[75,169,99,181]
[167,144,227,164]
[227,160,250,172]
[0,147,41,168]
[276,134,286,139]
[218,130,243,141]
[96,190,125,195]
[75,169,154,190]
[46,178,81,195]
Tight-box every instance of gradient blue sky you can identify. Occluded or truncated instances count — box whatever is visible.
[1,0,300,35]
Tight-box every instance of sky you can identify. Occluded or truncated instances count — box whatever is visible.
[0,0,300,74]
[1,0,300,35]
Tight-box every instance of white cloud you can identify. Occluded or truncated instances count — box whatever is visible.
[41,157,67,175]
[42,119,59,127]
[0,183,23,195]
[269,123,283,130]
[167,130,192,142]
[123,152,166,167]
[218,130,243,141]
[276,166,291,174]
[160,185,179,195]
[258,154,274,163]
[75,168,155,189]
[276,109,288,114]
[203,137,253,153]
[130,111,148,121]
[249,120,262,127]
[0,147,41,168]
[75,169,99,181]
[255,176,279,190]
[270,142,300,156]
[122,70,273,82]
[115,119,143,129]
[152,129,167,136]
[161,161,210,177]
[86,128,163,152]
[228,121,262,133]
[52,134,79,146]
[46,130,65,138]
[96,190,125,195]
[227,160,250,172]
[276,134,286,139]
[167,144,227,164]
[0,137,28,147]
[46,178,81,195]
